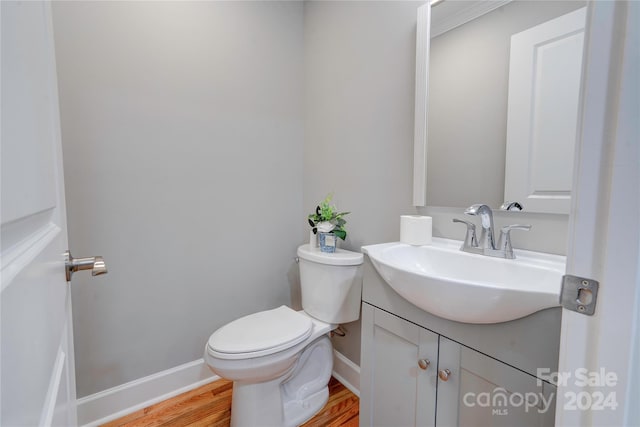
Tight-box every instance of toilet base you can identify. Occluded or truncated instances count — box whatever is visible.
[228,335,333,427]
[283,386,329,427]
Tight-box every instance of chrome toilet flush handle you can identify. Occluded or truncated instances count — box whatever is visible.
[65,250,108,281]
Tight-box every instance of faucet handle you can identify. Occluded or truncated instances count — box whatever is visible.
[499,224,531,259]
[453,218,478,248]
[501,224,531,233]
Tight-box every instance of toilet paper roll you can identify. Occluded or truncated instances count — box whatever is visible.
[400,215,432,246]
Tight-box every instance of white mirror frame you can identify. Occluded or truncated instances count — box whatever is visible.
[413,4,430,207]
[412,1,513,207]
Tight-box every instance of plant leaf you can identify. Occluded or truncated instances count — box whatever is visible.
[334,229,346,240]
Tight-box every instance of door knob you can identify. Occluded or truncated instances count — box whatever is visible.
[65,251,108,281]
[438,369,452,381]
[418,359,430,370]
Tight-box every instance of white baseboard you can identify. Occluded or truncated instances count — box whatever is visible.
[332,350,360,397]
[77,351,360,426]
[77,359,218,427]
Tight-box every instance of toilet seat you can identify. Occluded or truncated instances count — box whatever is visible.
[207,306,313,360]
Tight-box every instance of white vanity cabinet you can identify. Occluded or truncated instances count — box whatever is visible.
[360,259,561,427]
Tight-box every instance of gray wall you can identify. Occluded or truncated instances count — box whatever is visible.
[53,1,305,397]
[54,0,575,393]
[303,1,425,365]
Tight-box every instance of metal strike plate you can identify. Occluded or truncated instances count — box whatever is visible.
[560,274,599,315]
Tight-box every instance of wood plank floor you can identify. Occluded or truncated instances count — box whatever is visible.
[103,377,359,427]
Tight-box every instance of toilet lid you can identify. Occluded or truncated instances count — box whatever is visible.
[207,306,313,360]
[297,244,364,266]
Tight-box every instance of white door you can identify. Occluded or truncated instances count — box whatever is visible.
[0,2,86,425]
[504,8,586,215]
[556,1,639,426]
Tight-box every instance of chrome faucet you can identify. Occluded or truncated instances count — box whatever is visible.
[464,204,496,251]
[453,204,531,259]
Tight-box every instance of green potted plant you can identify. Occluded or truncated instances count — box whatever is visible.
[308,194,349,253]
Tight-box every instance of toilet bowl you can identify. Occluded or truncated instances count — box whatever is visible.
[204,244,363,427]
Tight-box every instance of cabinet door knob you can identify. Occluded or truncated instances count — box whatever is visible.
[438,369,451,381]
[418,359,430,370]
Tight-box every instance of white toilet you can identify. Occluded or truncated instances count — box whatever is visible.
[204,244,363,427]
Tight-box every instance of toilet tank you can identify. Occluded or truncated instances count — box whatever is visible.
[297,244,364,324]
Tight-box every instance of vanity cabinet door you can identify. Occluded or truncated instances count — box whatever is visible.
[436,336,556,427]
[360,304,439,427]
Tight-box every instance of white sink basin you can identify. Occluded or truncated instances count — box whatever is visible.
[362,238,566,324]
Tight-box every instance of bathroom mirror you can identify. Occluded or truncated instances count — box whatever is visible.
[414,0,586,212]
